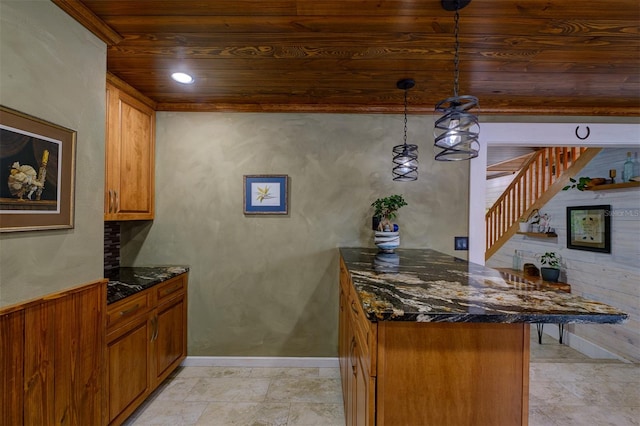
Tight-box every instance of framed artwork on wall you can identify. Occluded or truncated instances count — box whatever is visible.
[0,106,76,232]
[566,205,611,253]
[243,174,289,215]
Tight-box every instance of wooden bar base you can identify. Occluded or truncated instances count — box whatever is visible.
[376,322,530,426]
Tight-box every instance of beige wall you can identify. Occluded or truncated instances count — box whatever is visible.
[0,0,106,307]
[121,112,470,356]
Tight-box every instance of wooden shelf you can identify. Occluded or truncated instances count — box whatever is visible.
[516,232,558,238]
[586,181,640,191]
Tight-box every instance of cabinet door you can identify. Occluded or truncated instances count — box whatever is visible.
[106,315,151,424]
[153,294,187,384]
[338,288,349,400]
[354,353,367,426]
[105,82,155,221]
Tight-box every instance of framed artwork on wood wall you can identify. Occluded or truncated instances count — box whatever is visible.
[566,205,611,253]
[243,174,288,215]
[0,106,76,232]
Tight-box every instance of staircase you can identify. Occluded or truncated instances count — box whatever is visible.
[485,147,602,260]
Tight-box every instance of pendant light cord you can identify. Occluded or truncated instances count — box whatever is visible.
[403,88,408,146]
[453,2,460,98]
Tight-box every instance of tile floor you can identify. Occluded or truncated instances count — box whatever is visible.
[124,329,639,426]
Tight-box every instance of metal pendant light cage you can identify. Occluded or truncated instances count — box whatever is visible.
[393,78,419,181]
[434,0,480,161]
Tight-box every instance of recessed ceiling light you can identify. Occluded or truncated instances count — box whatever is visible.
[171,72,194,84]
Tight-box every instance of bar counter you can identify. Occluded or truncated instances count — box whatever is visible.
[340,247,626,324]
[338,248,627,426]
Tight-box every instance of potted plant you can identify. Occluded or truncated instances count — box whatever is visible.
[562,176,592,191]
[538,251,561,282]
[371,194,407,252]
[518,208,539,233]
[371,194,407,232]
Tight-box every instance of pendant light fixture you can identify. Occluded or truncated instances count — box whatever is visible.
[434,0,480,161]
[392,78,418,181]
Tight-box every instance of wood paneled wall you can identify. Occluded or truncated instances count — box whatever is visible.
[0,279,107,425]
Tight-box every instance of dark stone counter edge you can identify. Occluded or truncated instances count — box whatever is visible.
[106,266,189,305]
[362,311,628,324]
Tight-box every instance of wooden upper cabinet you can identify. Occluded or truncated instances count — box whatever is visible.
[105,75,156,221]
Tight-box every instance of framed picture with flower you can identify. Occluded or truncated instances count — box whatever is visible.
[243,175,288,215]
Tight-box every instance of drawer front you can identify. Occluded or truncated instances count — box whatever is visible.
[107,291,150,331]
[156,274,186,303]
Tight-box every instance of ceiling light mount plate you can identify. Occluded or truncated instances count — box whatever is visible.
[441,0,471,11]
[396,78,415,91]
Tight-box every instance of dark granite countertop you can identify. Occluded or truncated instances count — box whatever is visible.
[106,266,189,305]
[340,248,627,324]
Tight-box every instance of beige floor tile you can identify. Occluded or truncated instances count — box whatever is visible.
[318,368,341,378]
[185,377,271,402]
[537,404,640,426]
[248,367,319,378]
[195,402,290,426]
[529,380,586,407]
[557,379,640,407]
[287,402,345,426]
[125,400,208,425]
[174,366,254,379]
[154,377,200,401]
[528,407,557,426]
[266,378,342,403]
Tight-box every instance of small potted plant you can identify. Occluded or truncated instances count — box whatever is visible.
[518,208,539,233]
[371,194,407,252]
[371,194,407,232]
[538,251,561,282]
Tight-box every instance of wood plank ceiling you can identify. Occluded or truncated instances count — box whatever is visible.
[54,0,640,115]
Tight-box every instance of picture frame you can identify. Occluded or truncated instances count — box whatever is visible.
[1,106,76,232]
[243,174,289,215]
[566,205,611,253]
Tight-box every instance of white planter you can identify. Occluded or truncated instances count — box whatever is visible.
[374,231,400,253]
[518,222,529,232]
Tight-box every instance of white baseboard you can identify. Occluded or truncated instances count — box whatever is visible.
[182,356,339,368]
[539,325,628,362]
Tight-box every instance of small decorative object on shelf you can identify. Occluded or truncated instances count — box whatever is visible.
[609,169,616,184]
[523,263,539,276]
[371,194,407,252]
[538,251,561,282]
[512,250,521,271]
[622,151,634,182]
[518,208,538,232]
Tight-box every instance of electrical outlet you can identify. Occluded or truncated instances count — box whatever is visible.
[454,236,469,251]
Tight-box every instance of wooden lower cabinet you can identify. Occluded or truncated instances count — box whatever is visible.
[107,315,151,422]
[155,290,187,383]
[339,261,376,426]
[0,280,106,426]
[106,274,188,425]
[339,258,529,426]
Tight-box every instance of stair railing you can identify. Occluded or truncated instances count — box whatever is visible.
[485,147,599,259]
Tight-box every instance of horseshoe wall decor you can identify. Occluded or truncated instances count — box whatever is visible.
[575,126,590,140]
